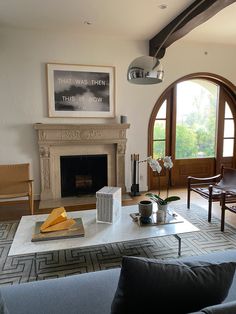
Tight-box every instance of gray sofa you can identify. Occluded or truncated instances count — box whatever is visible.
[1,249,236,314]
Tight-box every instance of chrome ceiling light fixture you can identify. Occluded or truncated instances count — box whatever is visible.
[127,0,206,85]
[127,55,164,85]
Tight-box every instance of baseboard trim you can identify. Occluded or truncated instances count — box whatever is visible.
[0,199,38,206]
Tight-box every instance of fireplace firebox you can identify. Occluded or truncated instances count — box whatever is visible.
[60,155,108,197]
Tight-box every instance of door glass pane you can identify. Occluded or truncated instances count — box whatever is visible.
[176,79,217,159]
[153,141,165,159]
[156,100,166,119]
[223,139,234,157]
[153,120,166,140]
[225,102,233,118]
[224,119,234,138]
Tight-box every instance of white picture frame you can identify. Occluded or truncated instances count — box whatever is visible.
[47,63,115,118]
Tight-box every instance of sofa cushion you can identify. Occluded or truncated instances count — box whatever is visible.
[0,290,8,314]
[1,268,120,314]
[201,300,236,314]
[111,256,236,314]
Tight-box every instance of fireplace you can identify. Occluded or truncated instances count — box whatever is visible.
[60,154,108,197]
[34,123,130,202]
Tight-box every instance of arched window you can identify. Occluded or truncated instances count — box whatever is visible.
[148,73,236,190]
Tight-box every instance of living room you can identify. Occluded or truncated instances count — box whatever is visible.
[1,1,236,313]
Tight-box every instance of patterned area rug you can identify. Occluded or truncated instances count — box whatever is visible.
[1,203,236,285]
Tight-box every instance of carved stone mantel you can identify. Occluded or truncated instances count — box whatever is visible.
[34,123,130,201]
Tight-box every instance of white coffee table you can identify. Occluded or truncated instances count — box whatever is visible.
[9,204,199,260]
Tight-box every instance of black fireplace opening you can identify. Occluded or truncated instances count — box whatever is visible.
[60,154,108,197]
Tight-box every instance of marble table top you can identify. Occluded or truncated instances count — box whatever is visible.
[9,204,199,256]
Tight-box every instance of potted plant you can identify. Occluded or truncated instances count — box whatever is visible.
[138,155,180,222]
[144,156,180,222]
[145,193,180,222]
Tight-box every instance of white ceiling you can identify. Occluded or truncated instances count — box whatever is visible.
[0,0,235,45]
[182,2,236,45]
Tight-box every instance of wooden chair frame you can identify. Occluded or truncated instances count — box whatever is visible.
[187,166,236,223]
[0,163,34,215]
[221,191,236,232]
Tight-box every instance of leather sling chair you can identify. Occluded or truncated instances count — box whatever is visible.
[0,163,34,215]
[187,166,236,224]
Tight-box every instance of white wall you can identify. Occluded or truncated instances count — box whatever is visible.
[0,27,236,198]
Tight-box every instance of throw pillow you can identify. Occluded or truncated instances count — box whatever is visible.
[0,290,9,314]
[111,256,236,314]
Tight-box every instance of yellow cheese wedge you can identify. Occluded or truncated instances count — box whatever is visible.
[41,218,76,233]
[40,207,67,231]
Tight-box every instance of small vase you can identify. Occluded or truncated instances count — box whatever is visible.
[138,200,153,218]
[157,204,167,223]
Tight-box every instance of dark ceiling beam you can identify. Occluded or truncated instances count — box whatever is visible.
[149,0,236,58]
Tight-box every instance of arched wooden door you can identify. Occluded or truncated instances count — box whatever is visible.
[148,73,236,190]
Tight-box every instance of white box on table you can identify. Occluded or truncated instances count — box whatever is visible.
[96,186,121,224]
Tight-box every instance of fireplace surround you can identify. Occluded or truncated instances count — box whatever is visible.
[34,123,130,202]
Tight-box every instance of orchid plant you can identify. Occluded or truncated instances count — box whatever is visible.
[145,193,180,206]
[145,156,180,205]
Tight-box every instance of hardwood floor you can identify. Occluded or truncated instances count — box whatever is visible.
[1,188,236,230]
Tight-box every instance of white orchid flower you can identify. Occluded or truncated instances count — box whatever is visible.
[147,157,162,173]
[163,156,173,169]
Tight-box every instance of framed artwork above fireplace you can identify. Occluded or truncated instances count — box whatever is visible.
[47,63,115,118]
